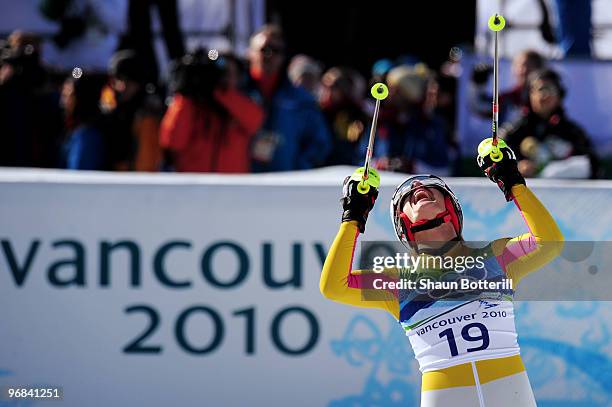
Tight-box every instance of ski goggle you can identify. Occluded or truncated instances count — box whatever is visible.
[391,175,450,209]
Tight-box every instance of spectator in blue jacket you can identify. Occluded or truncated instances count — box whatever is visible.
[60,74,106,170]
[247,25,331,172]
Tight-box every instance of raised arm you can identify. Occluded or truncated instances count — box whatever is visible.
[320,221,399,317]
[494,184,564,285]
[160,94,195,152]
[320,173,399,318]
[213,88,264,136]
[478,139,564,286]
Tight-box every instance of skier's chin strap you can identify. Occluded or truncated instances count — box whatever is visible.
[409,210,453,234]
[400,194,461,241]
[400,204,462,255]
[400,209,453,242]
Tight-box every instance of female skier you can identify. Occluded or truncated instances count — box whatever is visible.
[320,144,564,407]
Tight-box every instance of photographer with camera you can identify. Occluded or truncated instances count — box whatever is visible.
[160,50,264,173]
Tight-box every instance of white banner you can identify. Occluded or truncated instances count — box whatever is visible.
[1,167,611,406]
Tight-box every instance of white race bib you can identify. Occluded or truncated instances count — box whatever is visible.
[406,299,520,372]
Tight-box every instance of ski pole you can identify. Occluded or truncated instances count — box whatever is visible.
[478,13,507,162]
[355,82,388,194]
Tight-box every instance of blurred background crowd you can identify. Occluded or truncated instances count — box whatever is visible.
[0,0,609,178]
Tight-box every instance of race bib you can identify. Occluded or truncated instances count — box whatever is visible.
[406,299,519,372]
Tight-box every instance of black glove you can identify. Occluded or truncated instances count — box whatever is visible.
[341,177,378,233]
[477,144,525,201]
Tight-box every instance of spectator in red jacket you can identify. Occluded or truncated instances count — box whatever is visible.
[160,51,264,173]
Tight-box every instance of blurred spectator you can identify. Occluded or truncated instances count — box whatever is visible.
[471,49,545,126]
[7,31,43,56]
[102,50,162,171]
[363,64,452,175]
[38,0,127,70]
[0,36,46,89]
[247,25,331,172]
[60,74,106,170]
[0,38,63,167]
[319,67,367,166]
[118,0,185,84]
[288,54,323,97]
[502,68,598,179]
[160,51,264,172]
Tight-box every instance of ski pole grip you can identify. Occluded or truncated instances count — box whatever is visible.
[357,181,370,194]
[478,138,508,163]
[488,14,506,32]
[350,167,381,195]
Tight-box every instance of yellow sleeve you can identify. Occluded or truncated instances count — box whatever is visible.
[492,184,565,286]
[320,221,400,319]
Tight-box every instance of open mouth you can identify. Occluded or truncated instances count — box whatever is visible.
[411,187,434,206]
